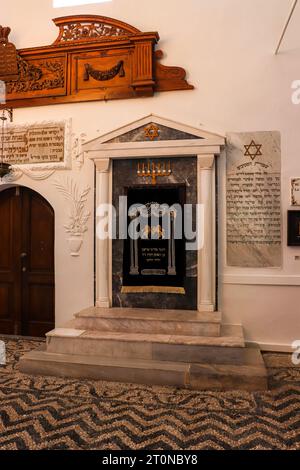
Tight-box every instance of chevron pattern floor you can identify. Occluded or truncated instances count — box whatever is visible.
[0,337,299,450]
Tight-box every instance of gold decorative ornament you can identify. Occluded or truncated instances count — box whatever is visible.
[137,160,172,185]
[144,124,160,141]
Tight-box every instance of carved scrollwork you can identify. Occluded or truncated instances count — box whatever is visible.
[53,15,141,44]
[83,61,125,82]
[60,22,128,42]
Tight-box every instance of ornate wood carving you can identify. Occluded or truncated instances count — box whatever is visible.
[1,15,194,109]
[53,15,140,44]
[83,60,125,81]
[6,56,65,95]
[154,50,194,92]
[0,26,18,82]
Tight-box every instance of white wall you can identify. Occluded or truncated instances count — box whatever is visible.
[2,0,300,349]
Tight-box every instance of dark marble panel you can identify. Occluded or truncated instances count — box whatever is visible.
[106,123,202,143]
[112,156,197,310]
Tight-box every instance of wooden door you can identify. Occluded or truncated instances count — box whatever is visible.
[0,187,54,337]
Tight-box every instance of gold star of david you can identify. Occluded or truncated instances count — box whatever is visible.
[244,140,263,161]
[144,124,160,141]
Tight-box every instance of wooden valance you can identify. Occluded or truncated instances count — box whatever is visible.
[0,15,194,109]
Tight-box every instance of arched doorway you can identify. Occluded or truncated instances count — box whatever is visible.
[0,186,55,337]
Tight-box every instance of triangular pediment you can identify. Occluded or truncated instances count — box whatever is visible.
[83,115,225,150]
[104,122,203,143]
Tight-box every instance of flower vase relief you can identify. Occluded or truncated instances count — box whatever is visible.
[54,178,91,257]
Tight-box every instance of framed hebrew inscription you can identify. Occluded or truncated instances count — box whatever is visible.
[226,131,282,268]
[1,120,71,169]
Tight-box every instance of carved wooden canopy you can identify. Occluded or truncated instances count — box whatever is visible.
[0,15,194,109]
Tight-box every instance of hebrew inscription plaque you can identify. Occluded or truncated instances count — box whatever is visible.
[226,132,281,267]
[0,122,65,165]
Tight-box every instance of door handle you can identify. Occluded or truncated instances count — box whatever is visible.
[20,253,27,259]
[22,267,27,272]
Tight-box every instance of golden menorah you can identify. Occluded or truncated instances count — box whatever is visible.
[137,160,172,185]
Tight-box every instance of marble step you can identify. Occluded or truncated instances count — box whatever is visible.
[45,325,245,361]
[73,307,221,337]
[19,346,268,391]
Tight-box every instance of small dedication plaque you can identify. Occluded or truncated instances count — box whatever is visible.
[0,121,65,165]
[291,178,300,206]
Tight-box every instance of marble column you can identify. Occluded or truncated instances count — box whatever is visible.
[197,155,216,312]
[95,158,110,308]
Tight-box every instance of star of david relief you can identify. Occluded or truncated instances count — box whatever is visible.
[244,140,263,161]
[144,124,160,141]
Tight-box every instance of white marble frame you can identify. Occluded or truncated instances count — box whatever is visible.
[83,115,225,313]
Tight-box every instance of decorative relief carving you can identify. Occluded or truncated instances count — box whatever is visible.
[59,22,128,42]
[53,15,140,44]
[0,168,56,183]
[53,177,91,257]
[6,57,64,94]
[83,60,125,82]
[72,131,86,170]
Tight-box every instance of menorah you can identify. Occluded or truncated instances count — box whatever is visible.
[137,160,172,185]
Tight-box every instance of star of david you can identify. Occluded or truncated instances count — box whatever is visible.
[244,140,263,161]
[144,124,160,141]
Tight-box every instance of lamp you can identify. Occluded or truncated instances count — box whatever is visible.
[0,108,13,178]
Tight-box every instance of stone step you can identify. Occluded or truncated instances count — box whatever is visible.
[19,346,268,392]
[73,307,222,337]
[45,325,245,360]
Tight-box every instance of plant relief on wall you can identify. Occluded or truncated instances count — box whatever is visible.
[54,177,91,256]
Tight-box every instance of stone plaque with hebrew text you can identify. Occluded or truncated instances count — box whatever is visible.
[0,122,65,165]
[226,132,281,267]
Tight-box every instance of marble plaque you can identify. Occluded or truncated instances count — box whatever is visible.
[226,132,281,267]
[0,121,65,165]
[291,178,300,206]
